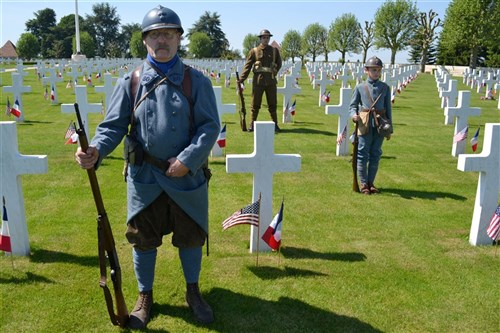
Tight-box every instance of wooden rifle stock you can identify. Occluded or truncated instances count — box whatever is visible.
[352,111,360,193]
[235,72,247,131]
[74,103,129,327]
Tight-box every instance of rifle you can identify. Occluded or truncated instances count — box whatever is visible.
[352,110,360,193]
[74,103,129,327]
[235,72,247,131]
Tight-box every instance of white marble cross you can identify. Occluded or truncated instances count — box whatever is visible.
[457,123,500,246]
[2,73,32,122]
[61,86,103,138]
[277,74,301,123]
[314,71,334,106]
[445,91,481,156]
[440,79,458,112]
[226,121,301,252]
[325,87,352,156]
[94,73,116,113]
[336,68,351,88]
[211,86,236,157]
[0,121,48,256]
[42,68,64,104]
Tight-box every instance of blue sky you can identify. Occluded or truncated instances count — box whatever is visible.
[1,0,451,63]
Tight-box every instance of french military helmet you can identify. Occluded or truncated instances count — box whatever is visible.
[365,56,383,68]
[141,5,184,34]
[258,29,273,37]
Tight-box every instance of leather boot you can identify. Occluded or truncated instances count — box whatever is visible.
[270,112,281,132]
[368,182,380,194]
[128,290,153,329]
[360,183,371,195]
[186,283,214,324]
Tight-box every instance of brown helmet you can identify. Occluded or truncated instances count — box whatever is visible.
[365,56,383,68]
[258,29,273,37]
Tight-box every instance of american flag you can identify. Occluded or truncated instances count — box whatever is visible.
[337,124,347,145]
[486,205,500,241]
[453,125,468,143]
[222,200,260,230]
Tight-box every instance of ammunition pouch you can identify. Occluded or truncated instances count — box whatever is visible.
[122,135,144,181]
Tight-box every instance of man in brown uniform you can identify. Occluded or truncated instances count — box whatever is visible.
[238,29,282,132]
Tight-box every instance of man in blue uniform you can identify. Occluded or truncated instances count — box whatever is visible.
[75,5,220,329]
[349,56,393,194]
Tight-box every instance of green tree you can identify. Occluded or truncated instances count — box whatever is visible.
[85,2,121,57]
[413,10,441,72]
[328,13,361,64]
[75,31,96,58]
[187,11,229,58]
[242,33,260,57]
[189,32,212,58]
[281,30,302,63]
[374,0,418,64]
[438,0,499,68]
[129,31,146,59]
[25,8,57,58]
[16,33,40,59]
[358,21,374,64]
[302,23,328,62]
[121,23,142,57]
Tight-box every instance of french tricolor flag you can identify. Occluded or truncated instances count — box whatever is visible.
[217,124,226,148]
[10,98,21,118]
[470,127,480,152]
[261,199,284,250]
[0,197,12,253]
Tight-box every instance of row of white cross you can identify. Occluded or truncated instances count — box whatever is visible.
[1,60,499,256]
[435,66,500,246]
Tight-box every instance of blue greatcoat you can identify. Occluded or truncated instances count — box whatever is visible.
[91,59,220,234]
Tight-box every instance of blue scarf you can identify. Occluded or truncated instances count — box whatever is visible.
[147,54,179,74]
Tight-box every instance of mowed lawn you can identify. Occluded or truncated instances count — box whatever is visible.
[0,62,499,333]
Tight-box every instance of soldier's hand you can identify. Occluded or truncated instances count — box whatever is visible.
[166,158,189,177]
[75,146,99,169]
[352,115,360,122]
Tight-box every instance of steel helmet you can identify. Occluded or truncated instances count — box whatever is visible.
[258,29,273,37]
[365,56,383,68]
[141,5,184,35]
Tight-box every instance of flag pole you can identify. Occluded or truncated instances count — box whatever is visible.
[277,195,284,267]
[256,192,261,267]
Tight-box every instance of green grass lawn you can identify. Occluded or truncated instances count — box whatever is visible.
[0,63,499,333]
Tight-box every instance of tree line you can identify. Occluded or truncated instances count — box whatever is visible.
[15,0,499,69]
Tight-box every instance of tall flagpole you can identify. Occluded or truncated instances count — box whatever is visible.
[71,0,86,62]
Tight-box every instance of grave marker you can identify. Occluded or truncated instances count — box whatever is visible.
[61,86,103,138]
[0,121,48,256]
[226,121,301,252]
[457,123,500,246]
[212,86,236,156]
[2,73,32,122]
[325,88,352,156]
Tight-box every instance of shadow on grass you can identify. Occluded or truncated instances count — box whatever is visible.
[0,271,54,284]
[18,120,54,125]
[30,249,98,267]
[281,246,367,262]
[382,187,467,201]
[153,288,382,332]
[279,127,333,136]
[247,265,328,280]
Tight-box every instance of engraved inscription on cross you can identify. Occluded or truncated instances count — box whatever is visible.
[2,73,32,122]
[0,121,48,256]
[458,123,500,246]
[325,87,352,156]
[226,121,301,252]
[445,91,481,157]
[61,86,103,139]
